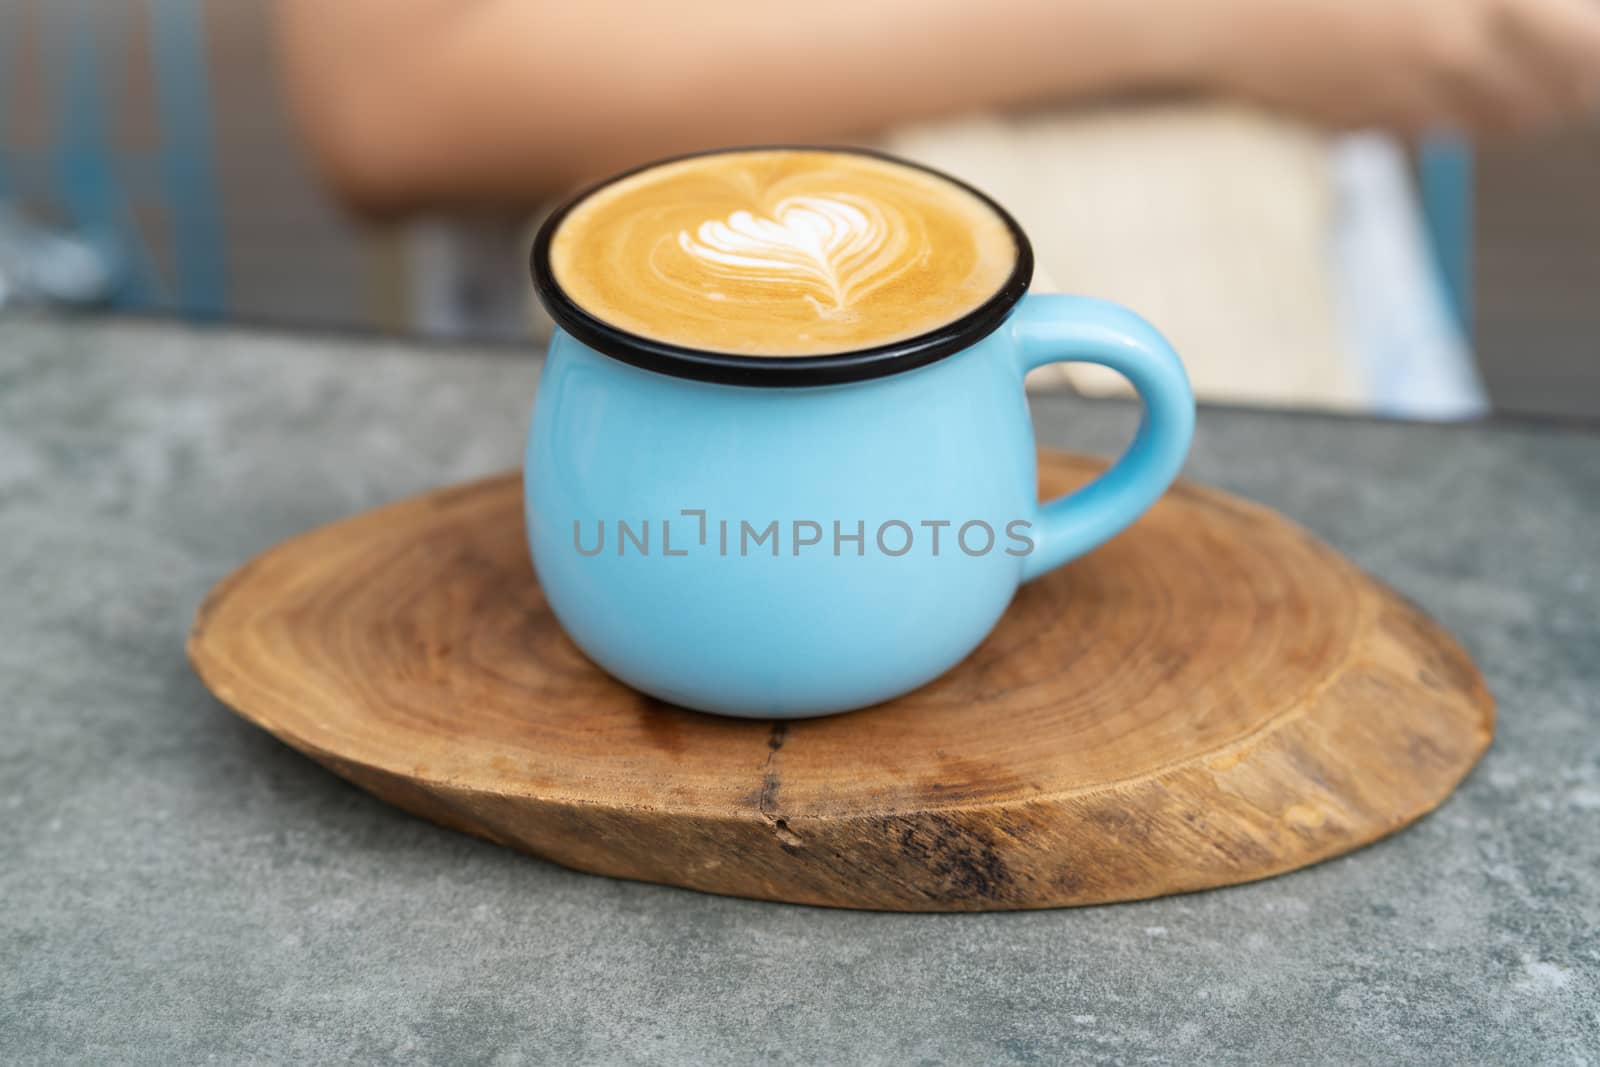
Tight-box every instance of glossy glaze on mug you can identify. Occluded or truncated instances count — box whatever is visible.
[526,291,1194,718]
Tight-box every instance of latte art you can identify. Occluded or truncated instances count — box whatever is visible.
[548,149,1016,357]
[676,194,914,314]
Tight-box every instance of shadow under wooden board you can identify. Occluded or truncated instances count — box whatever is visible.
[188,451,1494,911]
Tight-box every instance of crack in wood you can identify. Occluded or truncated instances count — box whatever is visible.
[757,724,802,849]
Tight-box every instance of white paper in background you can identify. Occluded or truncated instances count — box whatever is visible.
[883,104,1370,411]
[1329,134,1489,420]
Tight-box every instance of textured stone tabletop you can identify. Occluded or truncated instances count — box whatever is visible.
[2,318,1597,1065]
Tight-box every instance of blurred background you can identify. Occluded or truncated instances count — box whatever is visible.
[1,0,1596,419]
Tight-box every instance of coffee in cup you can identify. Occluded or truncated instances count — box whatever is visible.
[547,148,1018,357]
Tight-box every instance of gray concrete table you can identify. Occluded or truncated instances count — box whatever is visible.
[3,318,1597,1065]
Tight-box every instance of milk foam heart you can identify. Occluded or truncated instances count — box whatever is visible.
[548,149,1017,357]
[677,194,909,314]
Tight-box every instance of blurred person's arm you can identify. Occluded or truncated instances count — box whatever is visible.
[278,0,1600,216]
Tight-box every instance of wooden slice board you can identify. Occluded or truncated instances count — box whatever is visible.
[188,451,1494,911]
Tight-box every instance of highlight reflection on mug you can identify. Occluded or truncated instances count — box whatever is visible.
[573,511,1036,559]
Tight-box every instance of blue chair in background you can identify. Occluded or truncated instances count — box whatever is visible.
[0,0,227,317]
[1419,137,1474,340]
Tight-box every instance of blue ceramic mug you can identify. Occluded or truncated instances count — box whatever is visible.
[526,149,1194,719]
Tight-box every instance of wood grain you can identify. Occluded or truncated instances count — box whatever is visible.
[188,451,1494,911]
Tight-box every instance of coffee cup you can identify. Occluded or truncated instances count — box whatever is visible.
[527,146,1193,718]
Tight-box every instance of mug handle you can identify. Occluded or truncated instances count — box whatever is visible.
[1013,293,1195,582]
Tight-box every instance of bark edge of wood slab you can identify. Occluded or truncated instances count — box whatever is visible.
[188,451,1494,911]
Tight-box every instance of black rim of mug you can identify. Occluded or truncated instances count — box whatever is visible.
[529,145,1035,388]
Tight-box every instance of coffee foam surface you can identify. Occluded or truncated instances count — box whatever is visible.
[549,150,1017,357]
